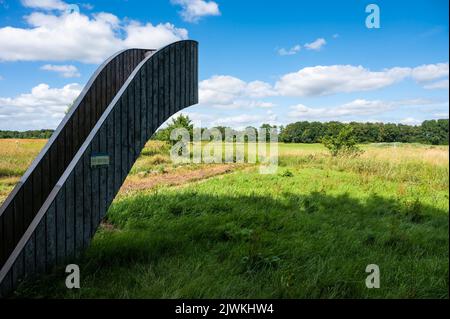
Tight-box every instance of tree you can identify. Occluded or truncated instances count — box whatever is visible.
[322,126,363,157]
[153,114,193,144]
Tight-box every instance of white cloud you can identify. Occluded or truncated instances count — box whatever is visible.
[304,38,326,51]
[21,0,68,10]
[399,117,421,125]
[41,64,80,78]
[423,79,449,90]
[0,10,188,64]
[275,65,411,97]
[0,83,82,130]
[411,62,449,82]
[171,0,220,23]
[287,99,434,121]
[278,44,301,56]
[199,75,276,109]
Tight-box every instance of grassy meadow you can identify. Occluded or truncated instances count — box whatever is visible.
[0,139,448,298]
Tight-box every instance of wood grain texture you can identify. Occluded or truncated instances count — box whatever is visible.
[0,41,197,298]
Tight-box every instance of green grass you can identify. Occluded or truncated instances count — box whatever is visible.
[10,142,448,299]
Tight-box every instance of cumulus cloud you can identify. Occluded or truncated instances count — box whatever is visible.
[21,0,68,10]
[278,44,301,56]
[41,64,80,78]
[0,9,188,63]
[411,62,449,82]
[423,79,449,90]
[171,0,220,23]
[287,99,434,120]
[304,38,326,51]
[0,83,82,130]
[199,75,276,109]
[275,65,412,96]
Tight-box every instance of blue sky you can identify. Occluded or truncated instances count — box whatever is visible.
[0,0,448,130]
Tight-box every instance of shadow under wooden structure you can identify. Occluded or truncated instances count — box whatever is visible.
[0,40,198,297]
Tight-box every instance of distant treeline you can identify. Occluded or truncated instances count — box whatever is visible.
[1,119,449,145]
[279,119,449,145]
[0,129,54,139]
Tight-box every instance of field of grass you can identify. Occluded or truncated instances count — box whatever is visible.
[0,139,448,298]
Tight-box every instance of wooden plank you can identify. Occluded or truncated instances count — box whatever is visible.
[114,101,122,191]
[41,153,50,213]
[3,206,14,270]
[134,71,141,158]
[194,42,198,104]
[74,160,84,256]
[153,55,159,132]
[190,42,195,105]
[56,187,66,264]
[11,250,24,292]
[0,271,12,298]
[65,172,75,259]
[175,42,181,110]
[186,41,191,107]
[128,81,135,170]
[158,52,165,126]
[170,45,175,115]
[140,62,148,147]
[84,85,91,135]
[164,47,170,121]
[65,120,73,177]
[106,113,115,211]
[180,41,186,110]
[46,200,56,268]
[98,123,107,224]
[0,213,4,265]
[23,233,35,278]
[35,215,46,273]
[73,107,80,153]
[84,143,94,248]
[13,190,24,245]
[149,59,153,139]
[121,93,128,183]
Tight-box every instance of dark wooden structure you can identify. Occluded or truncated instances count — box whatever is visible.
[0,40,198,297]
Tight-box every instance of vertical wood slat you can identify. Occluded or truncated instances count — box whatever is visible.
[74,161,83,256]
[0,42,197,297]
[46,201,56,268]
[128,81,135,169]
[140,63,148,147]
[56,187,66,264]
[106,114,115,213]
[158,53,165,127]
[153,55,159,132]
[170,45,175,116]
[146,60,153,137]
[134,71,141,159]
[180,42,186,111]
[84,143,93,248]
[164,48,170,122]
[98,124,107,224]
[121,95,128,182]
[175,43,181,111]
[65,172,75,260]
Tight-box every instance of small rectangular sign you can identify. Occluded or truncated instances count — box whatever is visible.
[91,154,110,168]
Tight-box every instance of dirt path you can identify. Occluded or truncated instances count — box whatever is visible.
[119,164,242,194]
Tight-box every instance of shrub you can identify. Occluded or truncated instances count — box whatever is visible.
[322,126,363,157]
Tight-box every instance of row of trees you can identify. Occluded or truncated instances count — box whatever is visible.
[1,118,448,145]
[154,116,449,146]
[0,129,54,139]
[278,119,449,145]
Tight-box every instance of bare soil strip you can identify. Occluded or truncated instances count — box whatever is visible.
[119,164,242,194]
